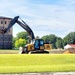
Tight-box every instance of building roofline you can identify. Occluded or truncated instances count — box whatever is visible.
[0,16,12,20]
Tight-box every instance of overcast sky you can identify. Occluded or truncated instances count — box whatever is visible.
[0,0,75,38]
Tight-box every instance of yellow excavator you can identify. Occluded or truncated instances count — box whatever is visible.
[0,16,52,54]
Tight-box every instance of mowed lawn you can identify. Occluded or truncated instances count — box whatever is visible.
[0,54,75,74]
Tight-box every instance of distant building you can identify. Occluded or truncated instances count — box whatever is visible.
[0,16,12,49]
[64,44,75,50]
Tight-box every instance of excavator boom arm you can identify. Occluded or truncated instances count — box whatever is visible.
[16,20,35,40]
[1,16,35,40]
[4,16,19,33]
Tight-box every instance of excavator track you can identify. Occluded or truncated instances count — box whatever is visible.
[28,50,49,54]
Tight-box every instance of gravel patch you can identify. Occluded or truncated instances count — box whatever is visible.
[0,72,75,75]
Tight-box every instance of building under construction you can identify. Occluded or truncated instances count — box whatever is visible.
[0,17,12,49]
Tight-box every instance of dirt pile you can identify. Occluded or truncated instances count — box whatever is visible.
[64,48,75,54]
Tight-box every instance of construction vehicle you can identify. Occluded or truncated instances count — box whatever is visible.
[0,16,51,54]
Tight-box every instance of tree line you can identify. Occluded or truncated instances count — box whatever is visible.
[13,31,75,49]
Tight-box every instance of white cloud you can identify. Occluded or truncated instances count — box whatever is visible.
[16,3,75,38]
[0,0,75,38]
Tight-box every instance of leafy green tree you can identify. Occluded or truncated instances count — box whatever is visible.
[35,36,40,39]
[42,35,50,43]
[15,38,26,48]
[41,34,57,48]
[56,37,64,49]
[48,34,57,43]
[17,31,28,40]
[63,32,75,45]
[12,37,17,48]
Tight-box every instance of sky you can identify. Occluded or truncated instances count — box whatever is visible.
[0,0,75,38]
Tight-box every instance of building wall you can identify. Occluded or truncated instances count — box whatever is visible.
[0,17,12,49]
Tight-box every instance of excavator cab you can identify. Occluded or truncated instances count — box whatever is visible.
[34,39,44,50]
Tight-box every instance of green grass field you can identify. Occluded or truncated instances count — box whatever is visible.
[0,54,75,74]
